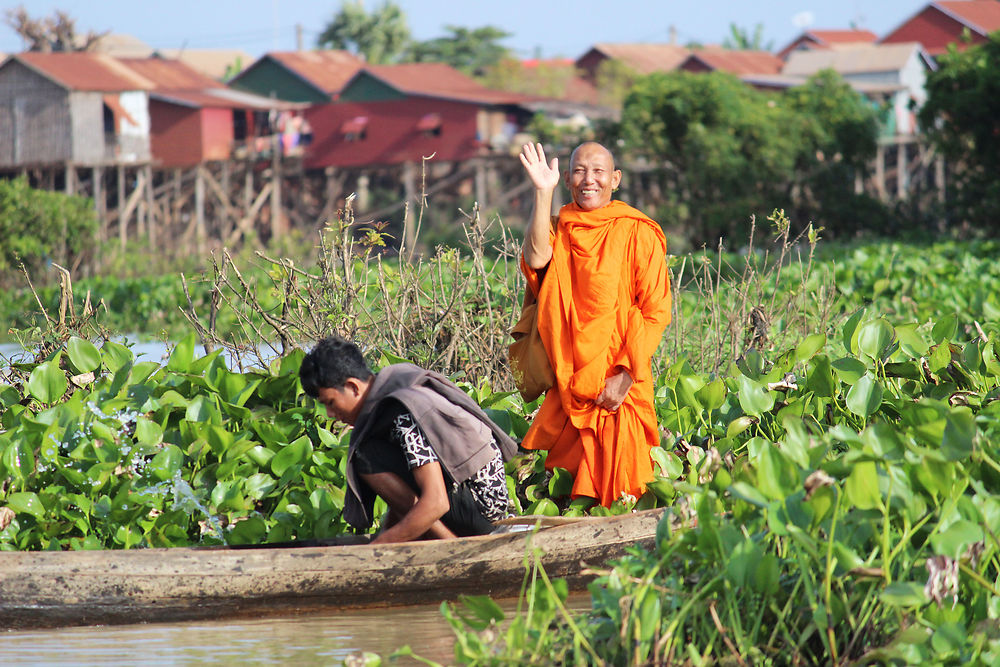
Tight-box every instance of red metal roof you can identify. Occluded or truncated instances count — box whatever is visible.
[683,49,784,76]
[12,52,152,91]
[117,57,218,90]
[806,29,879,45]
[267,50,364,95]
[577,43,691,75]
[934,1,1000,34]
[358,63,529,105]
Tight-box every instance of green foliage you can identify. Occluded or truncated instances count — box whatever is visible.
[722,22,773,51]
[0,176,98,289]
[919,32,1000,228]
[618,69,880,243]
[443,307,1000,664]
[407,25,511,75]
[316,0,411,64]
[479,58,578,99]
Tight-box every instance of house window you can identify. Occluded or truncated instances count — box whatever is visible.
[341,116,369,141]
[416,113,442,137]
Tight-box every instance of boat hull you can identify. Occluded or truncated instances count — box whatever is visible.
[0,509,664,629]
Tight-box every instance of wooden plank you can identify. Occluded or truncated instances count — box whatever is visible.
[0,508,665,629]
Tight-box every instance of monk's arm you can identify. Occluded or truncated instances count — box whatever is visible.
[519,143,558,269]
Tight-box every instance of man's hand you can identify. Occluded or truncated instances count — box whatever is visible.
[519,143,560,192]
[595,369,633,412]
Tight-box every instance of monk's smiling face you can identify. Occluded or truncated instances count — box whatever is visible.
[566,142,622,211]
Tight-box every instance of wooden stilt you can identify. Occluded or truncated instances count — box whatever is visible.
[897,142,908,200]
[271,138,282,240]
[195,164,206,252]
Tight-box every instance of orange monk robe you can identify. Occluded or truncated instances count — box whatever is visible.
[520,200,671,506]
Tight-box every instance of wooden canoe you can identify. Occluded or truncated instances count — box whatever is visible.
[0,508,665,629]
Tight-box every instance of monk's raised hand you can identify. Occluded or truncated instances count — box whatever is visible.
[519,143,560,192]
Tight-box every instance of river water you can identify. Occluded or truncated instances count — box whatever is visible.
[0,595,594,666]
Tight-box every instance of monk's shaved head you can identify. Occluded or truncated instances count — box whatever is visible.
[569,142,616,171]
[565,141,621,211]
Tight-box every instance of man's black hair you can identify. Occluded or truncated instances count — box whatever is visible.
[299,336,374,398]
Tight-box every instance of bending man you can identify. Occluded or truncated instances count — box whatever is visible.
[300,336,517,543]
[518,141,671,506]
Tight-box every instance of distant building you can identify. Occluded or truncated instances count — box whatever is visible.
[776,29,879,60]
[780,43,934,136]
[574,43,690,82]
[120,57,292,167]
[881,1,1000,57]
[677,49,784,76]
[303,62,532,169]
[0,52,152,167]
[227,50,364,103]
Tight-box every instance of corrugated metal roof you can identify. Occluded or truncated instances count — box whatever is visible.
[742,73,906,94]
[12,52,152,91]
[783,43,924,76]
[118,57,218,90]
[806,29,879,45]
[358,63,530,105]
[685,49,784,75]
[266,50,364,95]
[581,43,690,74]
[935,1,1000,35]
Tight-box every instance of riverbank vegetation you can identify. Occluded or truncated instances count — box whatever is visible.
[2,199,1000,662]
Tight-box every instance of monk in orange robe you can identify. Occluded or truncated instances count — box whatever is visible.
[518,141,671,506]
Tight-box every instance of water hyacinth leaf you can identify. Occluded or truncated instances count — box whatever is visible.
[548,467,574,497]
[0,384,20,407]
[147,445,184,482]
[645,479,675,503]
[931,622,966,655]
[695,377,726,411]
[730,481,770,508]
[753,553,781,596]
[525,498,560,516]
[881,582,928,608]
[651,448,683,479]
[457,595,505,629]
[271,436,313,477]
[927,343,952,374]
[185,395,220,425]
[167,334,196,373]
[737,376,774,416]
[67,337,102,374]
[931,519,984,558]
[832,357,866,384]
[756,445,798,501]
[226,517,267,546]
[210,480,245,512]
[795,333,826,362]
[6,492,46,519]
[726,415,755,438]
[100,341,133,373]
[931,314,958,343]
[941,409,975,461]
[134,416,163,446]
[806,355,836,397]
[858,318,894,361]
[842,308,867,355]
[846,374,883,418]
[27,360,67,405]
[738,348,765,380]
[894,323,928,358]
[4,438,35,479]
[845,461,881,510]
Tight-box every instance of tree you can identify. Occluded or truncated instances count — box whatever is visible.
[317,1,411,64]
[406,25,511,75]
[479,57,576,97]
[617,69,880,243]
[722,23,773,51]
[3,5,107,52]
[919,32,1000,228]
